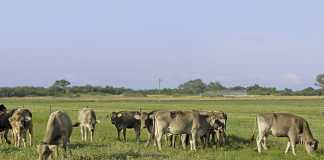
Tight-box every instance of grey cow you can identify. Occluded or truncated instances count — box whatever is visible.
[78,108,100,142]
[154,110,223,151]
[37,111,79,160]
[254,113,318,155]
[110,111,141,143]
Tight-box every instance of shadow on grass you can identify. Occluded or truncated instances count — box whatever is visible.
[221,134,253,151]
[0,147,21,154]
[109,150,168,160]
[70,143,111,149]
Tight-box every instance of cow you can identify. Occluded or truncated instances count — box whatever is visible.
[78,108,100,142]
[0,108,18,144]
[109,111,141,143]
[204,111,228,146]
[154,110,224,151]
[136,111,156,146]
[37,111,79,160]
[9,108,33,147]
[253,113,318,155]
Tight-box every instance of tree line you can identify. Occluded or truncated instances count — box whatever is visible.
[0,74,324,97]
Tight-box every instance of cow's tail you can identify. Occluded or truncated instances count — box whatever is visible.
[249,116,258,143]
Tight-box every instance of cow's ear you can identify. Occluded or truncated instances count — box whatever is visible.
[134,114,140,120]
[117,113,122,117]
[25,116,32,121]
[96,120,101,124]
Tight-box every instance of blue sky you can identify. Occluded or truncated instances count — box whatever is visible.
[0,0,323,89]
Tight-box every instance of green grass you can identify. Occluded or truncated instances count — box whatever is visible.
[1,96,324,160]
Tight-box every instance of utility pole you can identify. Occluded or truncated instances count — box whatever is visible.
[158,78,162,94]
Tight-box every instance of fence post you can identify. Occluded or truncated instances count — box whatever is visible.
[49,105,52,115]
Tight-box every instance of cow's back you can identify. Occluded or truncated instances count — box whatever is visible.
[43,111,72,144]
[155,111,198,134]
[257,113,304,137]
[120,111,140,128]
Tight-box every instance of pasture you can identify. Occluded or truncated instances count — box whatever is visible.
[1,96,324,160]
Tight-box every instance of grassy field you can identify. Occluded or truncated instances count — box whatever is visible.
[1,96,324,160]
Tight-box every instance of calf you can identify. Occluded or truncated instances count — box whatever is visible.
[78,108,100,142]
[9,108,33,147]
[254,113,318,155]
[37,111,79,160]
[110,111,141,143]
[205,111,227,146]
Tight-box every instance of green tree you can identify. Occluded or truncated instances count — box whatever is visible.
[51,79,71,94]
[178,79,206,95]
[206,81,225,91]
[316,74,324,87]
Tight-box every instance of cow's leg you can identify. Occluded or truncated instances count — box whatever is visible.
[134,127,140,143]
[28,126,33,146]
[290,140,296,155]
[256,133,265,153]
[145,130,151,147]
[4,129,11,144]
[288,134,297,156]
[90,128,94,142]
[288,129,299,155]
[155,127,164,151]
[191,131,198,151]
[116,127,121,141]
[80,126,84,141]
[62,136,69,158]
[211,131,216,145]
[84,127,88,141]
[180,134,187,150]
[171,135,176,148]
[285,141,291,154]
[261,135,268,150]
[22,130,27,147]
[122,128,127,142]
[164,135,168,146]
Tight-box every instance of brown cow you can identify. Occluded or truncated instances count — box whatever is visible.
[254,113,318,155]
[37,111,79,160]
[78,108,100,142]
[9,108,33,147]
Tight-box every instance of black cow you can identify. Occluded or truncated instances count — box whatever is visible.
[109,111,141,143]
[0,108,18,144]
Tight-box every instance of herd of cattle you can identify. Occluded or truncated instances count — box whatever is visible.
[0,104,320,159]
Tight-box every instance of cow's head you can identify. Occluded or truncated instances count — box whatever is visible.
[208,114,225,131]
[110,112,122,125]
[134,112,153,129]
[37,144,56,160]
[9,114,27,130]
[0,104,6,113]
[305,139,319,154]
